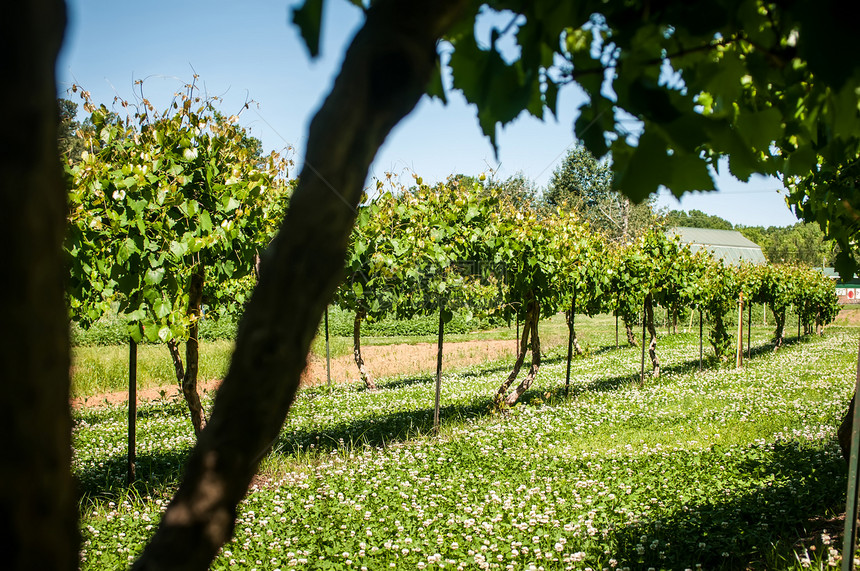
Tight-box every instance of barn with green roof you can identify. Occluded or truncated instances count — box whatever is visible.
[669,227,766,265]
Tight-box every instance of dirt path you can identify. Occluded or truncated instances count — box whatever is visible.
[71,337,520,409]
[834,305,860,326]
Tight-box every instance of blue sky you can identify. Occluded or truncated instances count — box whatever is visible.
[57,0,799,228]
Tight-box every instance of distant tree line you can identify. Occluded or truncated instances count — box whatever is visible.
[665,208,850,270]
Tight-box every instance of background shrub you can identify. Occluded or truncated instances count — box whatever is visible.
[323,306,506,337]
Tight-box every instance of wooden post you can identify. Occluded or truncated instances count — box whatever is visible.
[699,309,703,372]
[566,289,575,398]
[128,338,137,485]
[433,298,444,435]
[515,314,519,356]
[747,301,752,359]
[736,292,744,368]
[615,312,619,349]
[325,306,331,387]
[763,302,767,326]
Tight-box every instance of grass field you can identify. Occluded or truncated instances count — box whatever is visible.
[70,314,568,399]
[73,315,859,570]
[68,311,746,398]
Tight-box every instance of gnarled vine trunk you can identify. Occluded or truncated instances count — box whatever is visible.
[353,308,376,390]
[496,297,541,407]
[167,263,207,437]
[132,1,468,567]
[2,1,79,568]
[708,310,732,360]
[622,314,639,347]
[566,289,583,356]
[645,294,660,377]
[773,309,786,351]
[672,304,678,334]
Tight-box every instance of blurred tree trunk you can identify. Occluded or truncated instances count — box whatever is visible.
[839,339,860,461]
[132,0,467,568]
[0,1,79,568]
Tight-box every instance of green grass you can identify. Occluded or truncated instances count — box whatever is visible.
[71,340,234,399]
[71,309,798,398]
[73,317,858,570]
[70,316,551,397]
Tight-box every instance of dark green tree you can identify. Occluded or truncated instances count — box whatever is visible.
[546,145,656,242]
[57,97,90,163]
[738,223,835,267]
[545,145,611,211]
[666,209,734,231]
[486,171,539,210]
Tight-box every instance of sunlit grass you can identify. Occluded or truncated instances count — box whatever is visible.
[73,317,859,570]
[71,340,234,399]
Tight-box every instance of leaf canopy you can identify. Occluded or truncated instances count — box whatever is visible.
[291,0,860,276]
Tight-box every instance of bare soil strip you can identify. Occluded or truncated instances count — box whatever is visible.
[834,305,860,326]
[71,338,519,409]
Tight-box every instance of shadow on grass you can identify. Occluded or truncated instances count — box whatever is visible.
[74,333,824,507]
[272,397,496,456]
[619,333,807,382]
[74,356,640,504]
[376,374,435,390]
[276,367,649,459]
[76,447,191,508]
[607,440,846,570]
[535,372,638,403]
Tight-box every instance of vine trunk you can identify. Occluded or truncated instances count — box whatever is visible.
[645,294,660,377]
[496,297,541,407]
[353,308,376,390]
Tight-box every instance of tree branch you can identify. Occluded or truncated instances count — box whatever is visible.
[560,35,736,86]
[132,0,467,568]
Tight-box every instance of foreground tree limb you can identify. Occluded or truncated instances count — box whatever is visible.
[132,0,467,568]
[840,392,855,462]
[0,1,78,568]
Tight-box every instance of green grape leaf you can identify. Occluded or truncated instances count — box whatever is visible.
[292,0,325,59]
